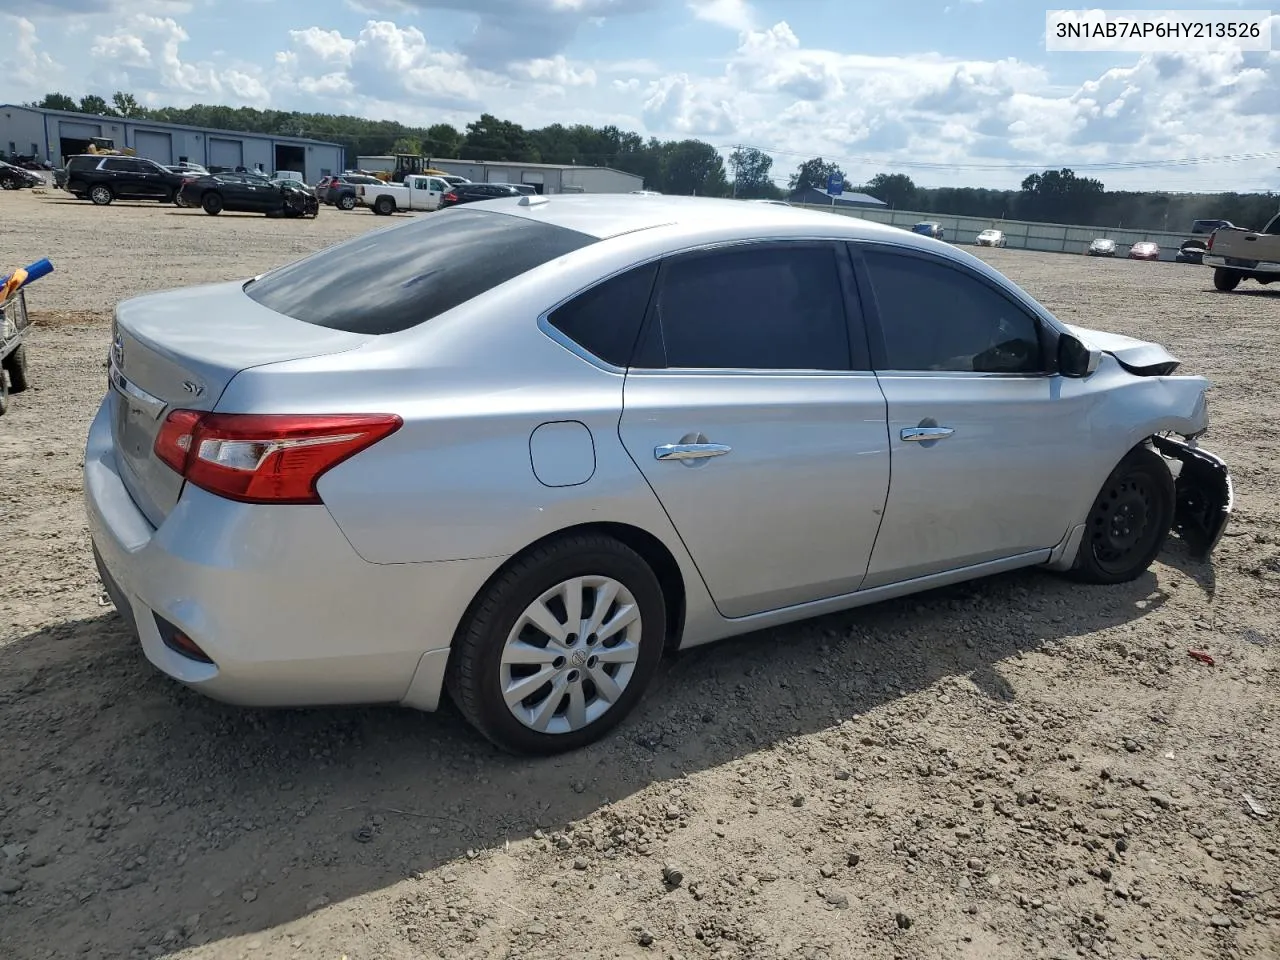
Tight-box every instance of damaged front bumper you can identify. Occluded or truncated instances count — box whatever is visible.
[1152,435,1234,559]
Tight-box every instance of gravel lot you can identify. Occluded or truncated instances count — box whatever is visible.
[1,189,1277,960]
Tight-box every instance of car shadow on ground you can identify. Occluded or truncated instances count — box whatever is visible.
[0,559,1183,956]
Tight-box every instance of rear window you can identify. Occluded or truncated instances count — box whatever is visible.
[68,156,99,171]
[244,208,598,335]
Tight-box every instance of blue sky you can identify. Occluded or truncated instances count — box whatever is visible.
[2,0,1277,191]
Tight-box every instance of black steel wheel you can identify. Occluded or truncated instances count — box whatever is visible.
[1069,446,1174,584]
[201,191,223,215]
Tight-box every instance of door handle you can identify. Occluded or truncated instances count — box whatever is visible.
[901,426,954,442]
[655,442,732,461]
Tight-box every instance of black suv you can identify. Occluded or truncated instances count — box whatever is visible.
[60,154,192,206]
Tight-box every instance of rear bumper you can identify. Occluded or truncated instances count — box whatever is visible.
[1203,254,1280,276]
[83,396,501,712]
[1152,436,1233,559]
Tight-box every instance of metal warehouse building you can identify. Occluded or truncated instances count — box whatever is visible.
[424,158,644,194]
[1,104,346,183]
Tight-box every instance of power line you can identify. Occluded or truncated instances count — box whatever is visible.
[724,141,1280,173]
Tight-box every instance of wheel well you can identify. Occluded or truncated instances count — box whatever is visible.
[450,522,688,659]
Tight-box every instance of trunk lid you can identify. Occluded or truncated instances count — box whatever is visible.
[108,280,370,526]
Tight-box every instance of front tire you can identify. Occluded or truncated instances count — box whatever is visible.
[1213,268,1242,292]
[1068,446,1174,585]
[338,194,356,211]
[445,534,667,755]
[89,184,113,206]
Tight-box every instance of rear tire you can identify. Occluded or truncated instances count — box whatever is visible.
[89,184,113,206]
[1068,446,1174,585]
[445,533,667,755]
[1213,268,1242,292]
[201,192,223,215]
[0,368,8,416]
[338,194,356,211]
[4,343,28,393]
[374,196,395,216]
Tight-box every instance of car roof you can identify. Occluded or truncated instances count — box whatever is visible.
[474,193,934,245]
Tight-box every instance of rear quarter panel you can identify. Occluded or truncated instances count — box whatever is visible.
[213,246,696,569]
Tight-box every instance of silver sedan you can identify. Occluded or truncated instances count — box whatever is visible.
[85,194,1233,754]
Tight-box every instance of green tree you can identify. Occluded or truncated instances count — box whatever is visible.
[111,91,145,118]
[423,123,462,157]
[662,140,728,196]
[78,94,113,116]
[1017,168,1105,222]
[863,172,916,209]
[729,146,779,199]
[788,157,848,194]
[461,113,533,161]
[31,92,77,111]
[390,136,422,155]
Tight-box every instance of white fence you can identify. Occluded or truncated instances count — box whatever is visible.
[793,204,1192,262]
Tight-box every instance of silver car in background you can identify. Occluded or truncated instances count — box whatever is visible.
[1088,238,1118,257]
[85,194,1233,755]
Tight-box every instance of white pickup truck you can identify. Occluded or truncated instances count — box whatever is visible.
[1204,211,1280,292]
[356,174,456,215]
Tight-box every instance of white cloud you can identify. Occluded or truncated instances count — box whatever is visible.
[12,6,1280,192]
[508,54,597,87]
[0,15,61,94]
[688,0,755,32]
[89,14,271,104]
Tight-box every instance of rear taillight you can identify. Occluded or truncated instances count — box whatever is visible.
[443,192,458,202]
[153,412,402,504]
[358,186,364,196]
[1207,231,1214,252]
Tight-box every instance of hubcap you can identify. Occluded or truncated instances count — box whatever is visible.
[1090,476,1155,573]
[499,576,642,735]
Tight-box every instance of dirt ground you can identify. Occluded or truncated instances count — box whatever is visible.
[1,189,1277,960]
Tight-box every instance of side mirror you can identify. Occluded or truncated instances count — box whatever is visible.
[1058,332,1102,378]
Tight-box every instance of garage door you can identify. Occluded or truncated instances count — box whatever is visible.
[208,137,243,169]
[58,121,101,140]
[133,130,173,165]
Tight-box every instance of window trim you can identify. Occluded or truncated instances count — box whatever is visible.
[632,238,869,376]
[847,240,1062,378]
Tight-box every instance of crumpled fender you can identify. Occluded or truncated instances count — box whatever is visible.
[1064,323,1182,376]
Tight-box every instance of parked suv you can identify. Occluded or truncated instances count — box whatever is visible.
[61,154,192,206]
[317,174,384,210]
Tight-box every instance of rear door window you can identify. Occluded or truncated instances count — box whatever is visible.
[245,208,598,334]
[645,243,855,370]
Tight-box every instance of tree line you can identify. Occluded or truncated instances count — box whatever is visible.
[24,92,1280,231]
